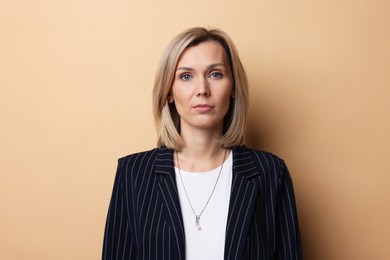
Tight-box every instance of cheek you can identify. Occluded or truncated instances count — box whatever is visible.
[221,88,233,114]
[171,84,189,103]
[222,86,233,104]
[220,94,232,115]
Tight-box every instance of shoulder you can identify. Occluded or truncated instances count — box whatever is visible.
[234,146,287,174]
[117,147,173,169]
[234,146,284,163]
[118,147,157,162]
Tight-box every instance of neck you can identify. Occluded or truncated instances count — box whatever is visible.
[175,129,228,172]
[175,146,227,173]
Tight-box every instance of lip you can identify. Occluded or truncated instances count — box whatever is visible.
[193,104,214,112]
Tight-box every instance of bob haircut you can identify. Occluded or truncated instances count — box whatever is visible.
[152,27,249,151]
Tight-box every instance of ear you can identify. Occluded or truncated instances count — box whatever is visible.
[230,87,235,98]
[168,92,174,103]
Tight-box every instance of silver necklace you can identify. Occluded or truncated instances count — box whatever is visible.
[176,149,227,231]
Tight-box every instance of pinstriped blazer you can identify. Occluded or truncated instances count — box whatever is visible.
[102,146,302,260]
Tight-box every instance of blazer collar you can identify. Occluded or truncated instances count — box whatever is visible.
[153,147,262,260]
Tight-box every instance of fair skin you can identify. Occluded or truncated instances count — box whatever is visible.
[170,40,233,172]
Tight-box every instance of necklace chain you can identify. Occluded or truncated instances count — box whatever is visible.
[176,149,227,231]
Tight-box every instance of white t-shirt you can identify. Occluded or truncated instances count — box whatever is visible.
[175,152,233,260]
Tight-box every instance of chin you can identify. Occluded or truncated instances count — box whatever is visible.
[192,121,223,130]
[181,116,224,131]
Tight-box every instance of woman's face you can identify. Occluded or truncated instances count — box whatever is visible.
[170,40,233,134]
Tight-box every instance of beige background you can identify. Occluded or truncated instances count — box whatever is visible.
[1,0,389,259]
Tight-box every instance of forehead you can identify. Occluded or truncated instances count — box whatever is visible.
[177,40,228,66]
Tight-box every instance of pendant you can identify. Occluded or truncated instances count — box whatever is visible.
[194,215,201,230]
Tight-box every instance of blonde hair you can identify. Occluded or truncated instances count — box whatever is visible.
[152,27,249,150]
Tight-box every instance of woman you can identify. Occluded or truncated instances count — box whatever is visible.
[103,27,302,260]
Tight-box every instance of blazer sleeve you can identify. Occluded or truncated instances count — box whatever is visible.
[275,161,303,260]
[102,158,136,259]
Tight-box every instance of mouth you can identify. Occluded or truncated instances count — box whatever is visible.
[193,104,214,112]
[193,104,214,108]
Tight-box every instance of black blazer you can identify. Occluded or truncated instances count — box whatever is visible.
[102,146,302,260]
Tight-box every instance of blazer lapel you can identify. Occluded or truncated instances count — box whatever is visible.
[153,148,186,260]
[225,147,261,260]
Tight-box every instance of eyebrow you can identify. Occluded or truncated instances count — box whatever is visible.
[176,63,226,72]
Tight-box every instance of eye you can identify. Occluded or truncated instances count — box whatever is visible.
[179,74,192,81]
[210,72,223,79]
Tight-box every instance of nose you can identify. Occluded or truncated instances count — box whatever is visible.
[196,78,210,97]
